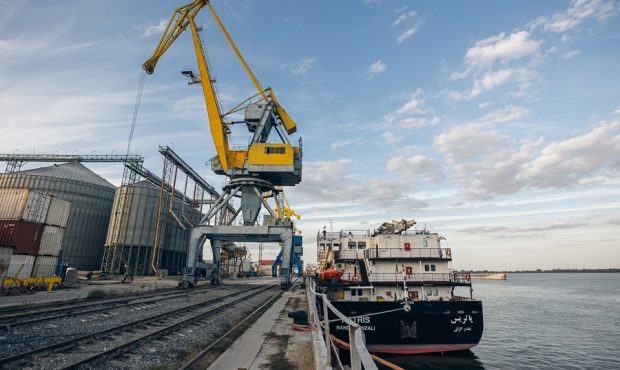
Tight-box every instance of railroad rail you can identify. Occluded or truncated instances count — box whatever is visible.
[178,288,284,370]
[0,283,226,327]
[0,283,277,369]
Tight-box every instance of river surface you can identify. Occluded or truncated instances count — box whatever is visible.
[381,273,620,370]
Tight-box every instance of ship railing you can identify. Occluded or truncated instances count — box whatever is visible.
[452,295,476,301]
[360,272,472,284]
[366,248,452,259]
[307,278,378,370]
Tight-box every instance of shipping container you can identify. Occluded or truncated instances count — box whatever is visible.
[7,254,34,278]
[0,220,44,255]
[0,189,29,219]
[38,225,64,256]
[23,191,52,223]
[45,197,71,228]
[0,163,116,270]
[0,188,52,223]
[32,255,58,277]
[0,246,15,287]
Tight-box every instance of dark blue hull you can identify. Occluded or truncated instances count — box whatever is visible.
[326,300,483,354]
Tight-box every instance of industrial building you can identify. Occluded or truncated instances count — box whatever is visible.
[0,162,116,270]
[102,180,203,276]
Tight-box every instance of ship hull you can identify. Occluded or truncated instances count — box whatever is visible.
[326,300,483,355]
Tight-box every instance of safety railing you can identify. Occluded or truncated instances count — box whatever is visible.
[330,272,471,284]
[366,248,452,260]
[307,279,377,370]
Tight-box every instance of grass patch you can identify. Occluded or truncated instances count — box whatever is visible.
[86,289,108,299]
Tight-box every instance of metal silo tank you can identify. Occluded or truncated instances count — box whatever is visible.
[0,163,116,271]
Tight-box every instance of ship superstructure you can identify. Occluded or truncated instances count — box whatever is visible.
[315,219,483,354]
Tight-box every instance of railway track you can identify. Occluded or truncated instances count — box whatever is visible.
[0,283,278,370]
[178,289,284,370]
[0,283,231,328]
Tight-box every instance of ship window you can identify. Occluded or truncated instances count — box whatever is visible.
[434,288,439,296]
[426,288,433,296]
[348,241,356,249]
[334,243,340,247]
[357,289,363,296]
[319,243,325,249]
[358,242,366,249]
[424,264,430,271]
[351,289,357,296]
[431,264,436,272]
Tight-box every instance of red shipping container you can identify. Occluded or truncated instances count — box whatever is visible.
[0,220,43,255]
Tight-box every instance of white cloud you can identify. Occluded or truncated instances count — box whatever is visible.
[330,138,363,149]
[470,67,538,98]
[520,122,620,188]
[562,49,581,59]
[384,89,440,127]
[292,159,428,212]
[463,31,541,71]
[143,19,168,37]
[481,105,531,123]
[392,11,416,27]
[291,57,317,75]
[396,26,417,43]
[392,7,419,44]
[434,123,508,164]
[434,122,620,198]
[387,155,445,183]
[614,106,620,116]
[367,60,386,79]
[542,0,616,33]
[382,132,402,145]
[400,116,440,128]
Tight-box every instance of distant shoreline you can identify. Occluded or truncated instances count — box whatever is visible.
[466,268,620,273]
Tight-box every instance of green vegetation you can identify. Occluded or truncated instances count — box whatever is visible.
[86,289,108,299]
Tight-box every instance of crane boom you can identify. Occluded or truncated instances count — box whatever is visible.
[143,0,301,184]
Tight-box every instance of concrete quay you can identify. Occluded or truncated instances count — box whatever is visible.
[207,283,317,370]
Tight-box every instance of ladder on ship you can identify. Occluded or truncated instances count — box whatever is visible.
[357,260,369,284]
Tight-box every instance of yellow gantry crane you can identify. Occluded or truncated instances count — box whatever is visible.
[143,0,302,188]
[143,1,303,288]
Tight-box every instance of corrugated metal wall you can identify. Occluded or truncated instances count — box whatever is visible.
[104,181,202,275]
[0,169,115,270]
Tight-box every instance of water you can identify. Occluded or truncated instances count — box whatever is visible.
[381,273,620,370]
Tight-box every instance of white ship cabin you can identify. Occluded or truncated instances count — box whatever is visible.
[316,226,473,303]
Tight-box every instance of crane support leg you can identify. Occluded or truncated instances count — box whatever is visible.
[185,224,295,289]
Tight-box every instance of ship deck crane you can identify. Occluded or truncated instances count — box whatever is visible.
[144,0,302,288]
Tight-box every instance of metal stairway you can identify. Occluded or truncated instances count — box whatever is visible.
[357,260,369,284]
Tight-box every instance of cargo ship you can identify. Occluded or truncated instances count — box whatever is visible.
[314,219,483,354]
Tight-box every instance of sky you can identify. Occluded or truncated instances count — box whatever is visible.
[1,0,619,270]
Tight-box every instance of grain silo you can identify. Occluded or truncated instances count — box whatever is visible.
[102,180,202,276]
[0,162,116,270]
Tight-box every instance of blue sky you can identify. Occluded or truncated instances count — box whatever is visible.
[1,0,619,270]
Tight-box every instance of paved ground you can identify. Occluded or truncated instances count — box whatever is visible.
[0,277,181,309]
[0,276,280,309]
[208,287,314,370]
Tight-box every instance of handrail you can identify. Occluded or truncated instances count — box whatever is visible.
[327,272,472,284]
[366,248,451,259]
[307,279,378,370]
